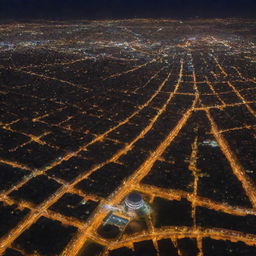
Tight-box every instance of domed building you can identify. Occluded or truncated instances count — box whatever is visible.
[124,192,151,216]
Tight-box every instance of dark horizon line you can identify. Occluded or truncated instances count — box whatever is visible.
[0,14,256,22]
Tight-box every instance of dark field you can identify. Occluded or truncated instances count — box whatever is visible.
[0,19,256,255]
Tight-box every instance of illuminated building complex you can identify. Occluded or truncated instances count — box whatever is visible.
[124,192,151,216]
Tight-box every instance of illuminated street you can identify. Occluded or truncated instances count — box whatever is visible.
[0,19,256,256]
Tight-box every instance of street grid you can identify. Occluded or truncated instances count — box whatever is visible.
[0,19,256,256]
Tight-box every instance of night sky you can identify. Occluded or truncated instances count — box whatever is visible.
[0,0,255,20]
